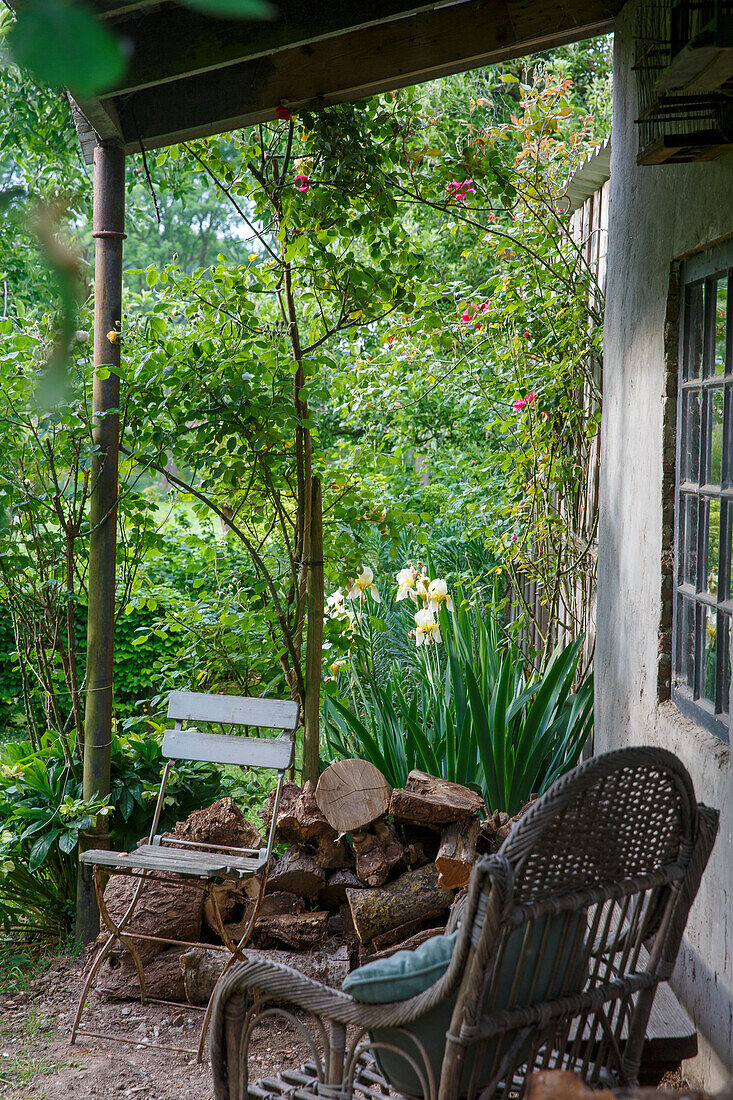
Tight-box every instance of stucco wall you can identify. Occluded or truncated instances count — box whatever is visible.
[596,2,733,1087]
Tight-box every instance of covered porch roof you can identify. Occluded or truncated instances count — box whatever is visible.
[15,0,620,160]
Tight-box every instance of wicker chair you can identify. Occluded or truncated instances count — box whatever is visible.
[209,747,719,1100]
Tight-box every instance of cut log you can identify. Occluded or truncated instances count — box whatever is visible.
[315,759,391,833]
[206,869,266,935]
[347,863,454,943]
[294,780,338,843]
[181,946,351,1005]
[352,821,404,887]
[436,818,480,890]
[97,944,187,1003]
[174,796,262,849]
[262,781,302,842]
[403,839,430,868]
[258,891,304,918]
[321,868,361,908]
[370,909,448,952]
[369,926,447,961]
[266,847,325,898]
[95,871,203,964]
[314,833,353,870]
[252,910,329,950]
[390,771,485,827]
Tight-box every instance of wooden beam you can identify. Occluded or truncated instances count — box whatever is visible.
[107,0,451,96]
[110,0,618,153]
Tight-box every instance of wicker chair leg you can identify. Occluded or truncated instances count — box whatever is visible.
[329,1021,347,1088]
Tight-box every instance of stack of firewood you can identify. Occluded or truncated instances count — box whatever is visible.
[91,764,529,1004]
[258,760,526,962]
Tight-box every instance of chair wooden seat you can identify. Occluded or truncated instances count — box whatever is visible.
[80,844,263,879]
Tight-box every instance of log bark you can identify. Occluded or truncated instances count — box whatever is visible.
[390,770,485,826]
[251,910,329,950]
[314,833,352,870]
[203,876,262,935]
[96,944,188,1002]
[293,780,337,843]
[352,821,404,887]
[174,796,262,850]
[369,909,448,952]
[266,847,325,898]
[262,781,302,842]
[181,946,350,1005]
[315,759,391,833]
[95,872,203,964]
[321,868,361,908]
[436,817,480,890]
[346,863,454,943]
[369,926,446,961]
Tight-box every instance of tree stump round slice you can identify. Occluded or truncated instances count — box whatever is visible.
[315,759,391,833]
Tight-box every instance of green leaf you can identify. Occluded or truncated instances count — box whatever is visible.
[9,0,126,98]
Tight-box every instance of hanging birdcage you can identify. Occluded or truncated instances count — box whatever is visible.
[634,0,733,162]
[663,0,733,92]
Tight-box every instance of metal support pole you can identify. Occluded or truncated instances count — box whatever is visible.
[76,142,125,943]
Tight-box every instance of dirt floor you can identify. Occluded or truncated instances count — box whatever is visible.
[0,950,312,1100]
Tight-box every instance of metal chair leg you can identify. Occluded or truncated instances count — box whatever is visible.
[71,866,149,1043]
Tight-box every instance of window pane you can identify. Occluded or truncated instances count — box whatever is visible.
[683,389,701,483]
[703,605,717,705]
[722,614,731,715]
[678,597,697,692]
[707,387,724,485]
[682,494,699,586]
[686,283,704,380]
[715,277,728,375]
[707,498,720,595]
[721,500,732,600]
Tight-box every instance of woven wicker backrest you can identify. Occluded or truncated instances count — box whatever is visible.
[435,747,715,1099]
[502,747,697,903]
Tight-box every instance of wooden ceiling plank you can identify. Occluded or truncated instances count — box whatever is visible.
[113,0,617,153]
[107,0,451,96]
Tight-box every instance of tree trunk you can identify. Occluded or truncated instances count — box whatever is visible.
[303,476,323,785]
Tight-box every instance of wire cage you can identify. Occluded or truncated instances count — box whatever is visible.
[634,0,733,162]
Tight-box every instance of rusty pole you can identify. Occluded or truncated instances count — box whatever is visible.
[76,142,125,943]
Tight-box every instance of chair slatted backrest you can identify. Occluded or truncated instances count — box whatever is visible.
[163,691,298,772]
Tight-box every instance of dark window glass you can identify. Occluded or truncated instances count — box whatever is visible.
[673,259,733,743]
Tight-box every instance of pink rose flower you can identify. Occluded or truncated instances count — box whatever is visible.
[294,174,310,192]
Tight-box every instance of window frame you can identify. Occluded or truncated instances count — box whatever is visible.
[672,240,733,744]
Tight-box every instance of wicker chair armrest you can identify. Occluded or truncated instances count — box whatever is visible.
[211,952,461,1036]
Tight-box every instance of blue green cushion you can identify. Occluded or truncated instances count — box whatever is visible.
[342,914,587,1098]
[343,932,458,1003]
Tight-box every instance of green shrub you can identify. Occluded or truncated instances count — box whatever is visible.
[323,568,592,814]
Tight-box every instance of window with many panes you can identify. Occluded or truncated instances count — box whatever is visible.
[673,242,733,743]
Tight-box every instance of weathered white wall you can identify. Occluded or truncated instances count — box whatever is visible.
[597,1,733,1087]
